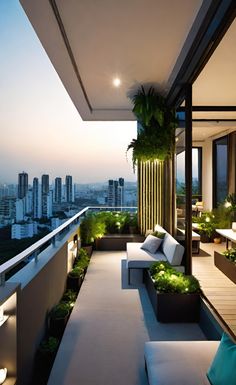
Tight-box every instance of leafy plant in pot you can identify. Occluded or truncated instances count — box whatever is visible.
[197,212,216,243]
[33,336,59,382]
[67,265,84,292]
[62,289,77,309]
[145,261,201,322]
[49,302,70,337]
[127,86,178,168]
[80,213,106,256]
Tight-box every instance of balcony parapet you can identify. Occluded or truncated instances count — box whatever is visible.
[0,206,137,286]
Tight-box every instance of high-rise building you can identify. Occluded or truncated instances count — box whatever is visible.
[107,178,125,207]
[41,174,49,195]
[33,178,42,219]
[65,175,73,203]
[55,177,62,204]
[18,172,28,199]
[117,178,124,207]
[41,174,50,217]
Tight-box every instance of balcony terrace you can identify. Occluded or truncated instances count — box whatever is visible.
[0,207,235,385]
[1,1,236,384]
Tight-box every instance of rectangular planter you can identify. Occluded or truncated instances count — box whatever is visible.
[95,234,145,251]
[214,251,236,284]
[144,270,200,323]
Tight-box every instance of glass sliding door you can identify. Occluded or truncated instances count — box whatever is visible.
[192,147,202,202]
[213,136,228,207]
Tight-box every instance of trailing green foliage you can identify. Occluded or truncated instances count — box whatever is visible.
[223,248,236,263]
[127,86,178,166]
[150,261,200,294]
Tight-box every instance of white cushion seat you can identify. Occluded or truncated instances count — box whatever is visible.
[126,225,184,284]
[127,243,167,268]
[145,341,219,385]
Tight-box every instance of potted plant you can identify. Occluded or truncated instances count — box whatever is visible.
[67,265,84,291]
[80,213,106,256]
[33,336,59,382]
[49,302,70,337]
[127,86,178,168]
[196,213,216,243]
[61,289,77,309]
[214,248,236,284]
[145,261,201,322]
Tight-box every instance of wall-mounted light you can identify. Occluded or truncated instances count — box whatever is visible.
[0,306,9,327]
[0,368,7,384]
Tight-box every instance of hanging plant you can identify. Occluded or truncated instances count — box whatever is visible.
[127,86,178,167]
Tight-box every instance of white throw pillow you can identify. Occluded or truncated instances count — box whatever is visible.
[141,234,162,254]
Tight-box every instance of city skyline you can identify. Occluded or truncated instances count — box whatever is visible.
[0,1,137,184]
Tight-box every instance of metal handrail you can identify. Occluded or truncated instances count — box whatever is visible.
[0,206,89,285]
[0,206,137,285]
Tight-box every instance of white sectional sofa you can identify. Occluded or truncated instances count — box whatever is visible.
[126,225,185,284]
[144,341,219,385]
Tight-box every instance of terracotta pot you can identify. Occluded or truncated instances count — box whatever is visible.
[213,237,222,244]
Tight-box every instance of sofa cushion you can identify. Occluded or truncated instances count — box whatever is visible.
[145,341,219,385]
[141,234,162,253]
[162,233,184,265]
[152,231,166,239]
[126,243,167,268]
[207,333,236,385]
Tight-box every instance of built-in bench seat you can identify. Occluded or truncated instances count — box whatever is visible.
[144,340,219,385]
[126,225,184,284]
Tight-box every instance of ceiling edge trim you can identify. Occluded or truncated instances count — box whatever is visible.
[49,0,92,113]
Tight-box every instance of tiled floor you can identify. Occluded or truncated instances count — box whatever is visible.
[48,251,205,385]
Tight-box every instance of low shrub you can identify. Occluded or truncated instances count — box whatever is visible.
[223,248,236,263]
[150,261,200,294]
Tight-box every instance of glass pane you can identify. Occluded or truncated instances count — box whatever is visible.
[176,128,186,231]
[214,136,228,206]
[192,148,202,201]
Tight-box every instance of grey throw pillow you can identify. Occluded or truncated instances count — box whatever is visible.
[141,234,162,253]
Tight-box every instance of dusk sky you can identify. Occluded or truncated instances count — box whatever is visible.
[0,1,137,184]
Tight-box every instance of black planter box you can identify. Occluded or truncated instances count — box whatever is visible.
[144,270,200,323]
[95,234,145,251]
[214,251,236,284]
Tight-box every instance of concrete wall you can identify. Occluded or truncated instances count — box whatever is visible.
[0,283,18,381]
[8,226,79,385]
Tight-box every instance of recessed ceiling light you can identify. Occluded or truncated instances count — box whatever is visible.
[113,78,121,87]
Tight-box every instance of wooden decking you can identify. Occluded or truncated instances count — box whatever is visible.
[192,242,236,339]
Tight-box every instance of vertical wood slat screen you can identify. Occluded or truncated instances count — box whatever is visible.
[138,160,164,234]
